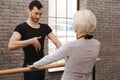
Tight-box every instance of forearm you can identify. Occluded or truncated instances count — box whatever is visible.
[33,53,63,68]
[32,44,70,68]
[33,55,63,68]
[48,32,62,49]
[55,41,62,49]
[8,38,33,50]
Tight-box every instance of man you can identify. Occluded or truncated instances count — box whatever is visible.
[8,0,62,80]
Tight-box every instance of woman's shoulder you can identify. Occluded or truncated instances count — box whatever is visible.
[65,40,79,46]
[91,38,100,46]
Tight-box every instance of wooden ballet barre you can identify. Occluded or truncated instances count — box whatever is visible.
[0,58,101,75]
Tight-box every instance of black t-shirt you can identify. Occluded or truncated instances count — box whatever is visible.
[14,22,52,64]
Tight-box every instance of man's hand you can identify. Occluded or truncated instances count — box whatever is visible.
[31,37,41,52]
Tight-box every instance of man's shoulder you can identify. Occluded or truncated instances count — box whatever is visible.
[17,22,26,27]
[39,23,51,30]
[15,22,27,31]
[39,23,49,27]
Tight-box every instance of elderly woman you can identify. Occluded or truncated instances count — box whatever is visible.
[30,9,100,80]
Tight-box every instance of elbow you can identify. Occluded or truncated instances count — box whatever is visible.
[8,45,16,50]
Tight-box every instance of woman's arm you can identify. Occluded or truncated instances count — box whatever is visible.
[32,43,71,68]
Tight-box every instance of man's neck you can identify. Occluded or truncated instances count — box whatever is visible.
[26,19,40,28]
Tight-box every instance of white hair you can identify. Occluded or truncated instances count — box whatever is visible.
[73,9,96,34]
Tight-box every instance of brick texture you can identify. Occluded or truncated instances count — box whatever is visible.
[86,0,120,80]
[0,0,49,80]
[0,0,120,80]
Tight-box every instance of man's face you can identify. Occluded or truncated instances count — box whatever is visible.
[29,6,43,23]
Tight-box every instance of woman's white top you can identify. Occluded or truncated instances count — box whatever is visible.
[32,38,100,80]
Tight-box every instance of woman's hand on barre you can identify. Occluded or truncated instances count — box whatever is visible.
[27,65,38,69]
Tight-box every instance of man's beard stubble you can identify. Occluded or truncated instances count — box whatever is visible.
[31,17,39,23]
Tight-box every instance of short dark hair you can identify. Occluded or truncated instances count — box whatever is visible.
[29,0,43,10]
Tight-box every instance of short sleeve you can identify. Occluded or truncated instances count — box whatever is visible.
[45,24,52,35]
[14,24,24,36]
